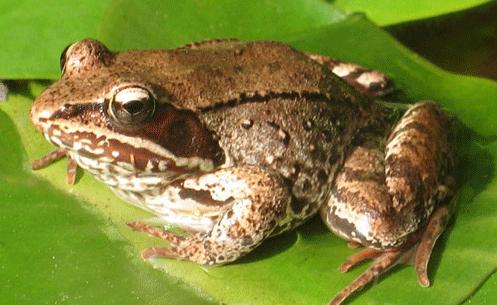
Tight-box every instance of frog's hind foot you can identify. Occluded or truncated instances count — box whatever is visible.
[339,247,382,272]
[328,203,453,305]
[32,147,78,184]
[329,249,405,305]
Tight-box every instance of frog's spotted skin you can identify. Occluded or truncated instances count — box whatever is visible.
[31,39,455,305]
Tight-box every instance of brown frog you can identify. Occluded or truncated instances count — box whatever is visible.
[30,39,454,305]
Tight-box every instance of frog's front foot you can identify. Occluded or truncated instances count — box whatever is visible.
[127,221,196,260]
[129,166,291,265]
[32,147,79,184]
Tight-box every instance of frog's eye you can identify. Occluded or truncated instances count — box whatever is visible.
[108,86,156,125]
[59,43,73,73]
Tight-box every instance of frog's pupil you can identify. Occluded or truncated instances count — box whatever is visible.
[123,100,145,115]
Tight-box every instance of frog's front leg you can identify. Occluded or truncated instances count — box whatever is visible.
[32,147,79,184]
[129,165,290,265]
[321,102,454,305]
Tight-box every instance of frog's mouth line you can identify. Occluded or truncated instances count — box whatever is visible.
[41,123,215,174]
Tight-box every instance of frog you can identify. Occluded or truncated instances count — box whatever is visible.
[30,39,455,305]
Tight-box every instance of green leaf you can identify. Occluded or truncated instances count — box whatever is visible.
[332,0,493,26]
[1,1,497,305]
[465,270,497,304]
[0,0,113,79]
[98,0,345,50]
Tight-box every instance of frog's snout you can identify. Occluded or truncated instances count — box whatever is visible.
[30,93,52,130]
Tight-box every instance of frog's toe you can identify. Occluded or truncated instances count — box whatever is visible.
[141,247,178,260]
[346,241,362,249]
[127,221,185,245]
[329,250,404,305]
[66,157,78,184]
[31,147,67,170]
[31,147,79,184]
[415,203,454,287]
[339,247,382,272]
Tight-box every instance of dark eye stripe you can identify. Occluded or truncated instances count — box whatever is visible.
[48,103,100,120]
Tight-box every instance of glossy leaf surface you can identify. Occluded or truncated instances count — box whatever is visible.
[333,0,493,25]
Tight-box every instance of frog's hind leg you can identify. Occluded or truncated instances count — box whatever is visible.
[306,53,394,98]
[128,166,291,265]
[321,102,454,305]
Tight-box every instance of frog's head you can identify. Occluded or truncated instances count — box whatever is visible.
[31,39,224,178]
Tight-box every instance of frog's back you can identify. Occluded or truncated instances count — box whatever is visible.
[115,40,369,229]
[115,40,364,111]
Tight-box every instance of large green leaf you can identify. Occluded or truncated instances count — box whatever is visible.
[98,0,345,50]
[333,0,493,26]
[0,0,112,79]
[1,1,497,305]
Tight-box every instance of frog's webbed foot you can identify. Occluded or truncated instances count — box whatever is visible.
[31,147,78,184]
[329,202,453,305]
[129,166,291,265]
[329,249,405,305]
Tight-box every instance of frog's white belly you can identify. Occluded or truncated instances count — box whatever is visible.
[112,185,230,232]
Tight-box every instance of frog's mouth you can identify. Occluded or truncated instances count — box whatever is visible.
[40,121,215,175]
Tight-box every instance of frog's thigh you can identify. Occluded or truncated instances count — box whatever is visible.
[306,53,393,98]
[320,144,396,248]
[132,166,290,265]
